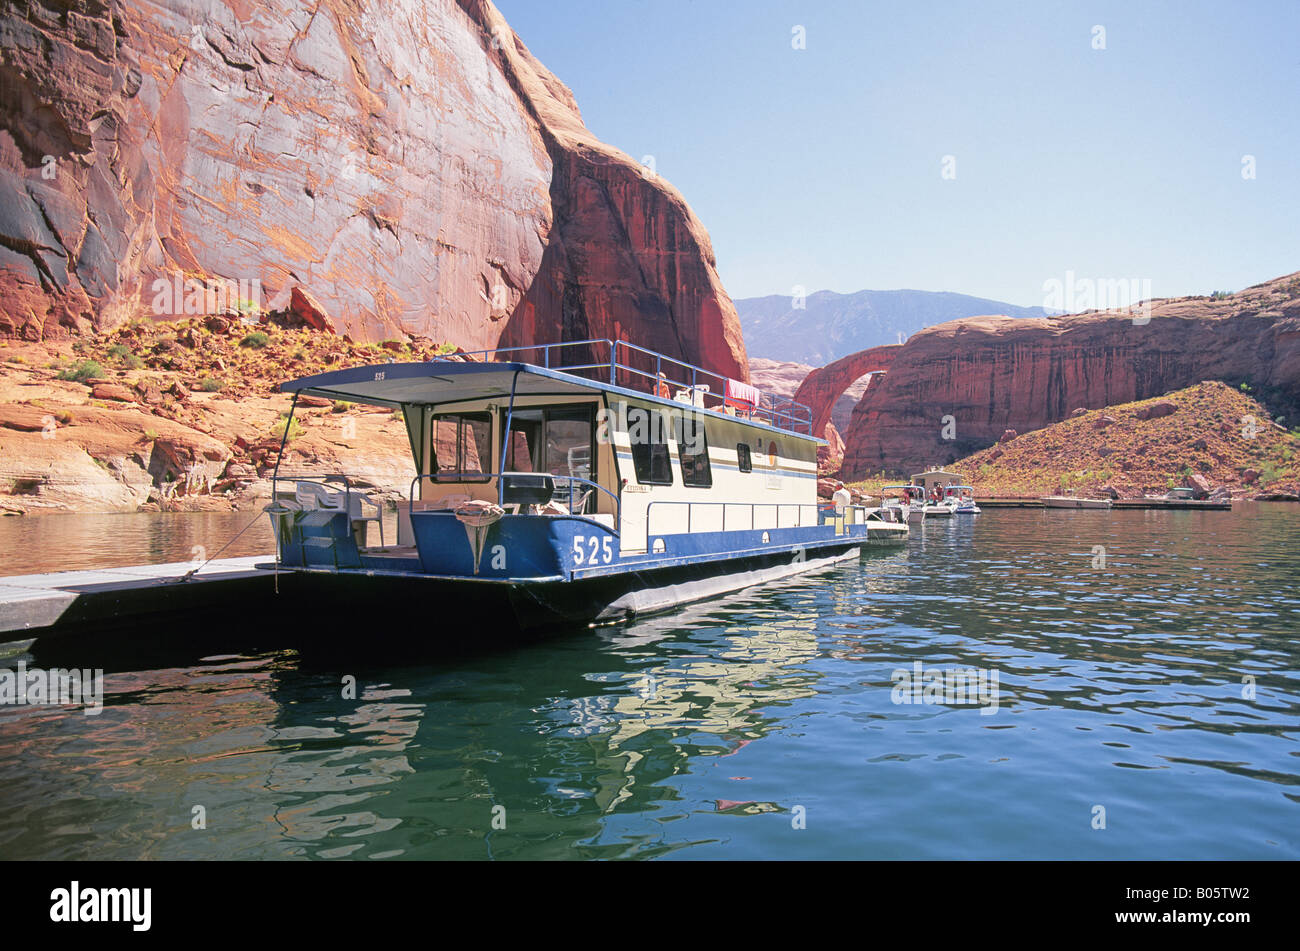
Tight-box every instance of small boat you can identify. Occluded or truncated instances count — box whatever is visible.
[1041,496,1113,509]
[1142,487,1196,502]
[1140,486,1232,510]
[910,467,967,518]
[922,498,956,518]
[943,485,981,514]
[261,339,908,632]
[881,485,926,522]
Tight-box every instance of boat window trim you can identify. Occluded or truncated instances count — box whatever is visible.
[625,405,673,486]
[674,413,713,489]
[497,403,599,482]
[431,410,494,482]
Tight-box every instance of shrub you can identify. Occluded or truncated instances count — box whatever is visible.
[240,332,270,349]
[56,360,104,383]
[332,401,354,413]
[271,413,305,442]
[107,343,132,360]
[198,377,224,393]
[143,429,159,441]
[122,355,144,370]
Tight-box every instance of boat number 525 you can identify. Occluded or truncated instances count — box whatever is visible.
[572,535,614,565]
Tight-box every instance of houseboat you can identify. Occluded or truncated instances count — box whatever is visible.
[260,339,906,631]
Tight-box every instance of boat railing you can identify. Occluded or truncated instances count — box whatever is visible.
[818,503,881,525]
[408,471,621,529]
[645,500,822,535]
[433,338,814,436]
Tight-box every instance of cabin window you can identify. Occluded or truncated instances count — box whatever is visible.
[505,410,542,472]
[626,406,672,485]
[737,443,753,473]
[674,414,712,488]
[545,407,595,480]
[503,406,596,480]
[432,412,492,480]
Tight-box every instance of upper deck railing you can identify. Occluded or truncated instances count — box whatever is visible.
[432,338,814,436]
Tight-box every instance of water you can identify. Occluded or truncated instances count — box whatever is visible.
[0,510,397,576]
[0,506,1296,859]
[0,512,276,575]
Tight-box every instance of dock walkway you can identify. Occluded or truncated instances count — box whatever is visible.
[0,555,272,638]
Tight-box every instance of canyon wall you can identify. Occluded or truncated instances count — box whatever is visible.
[0,0,746,379]
[840,273,1300,477]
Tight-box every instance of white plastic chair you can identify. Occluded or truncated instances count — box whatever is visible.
[295,481,342,511]
[347,492,384,547]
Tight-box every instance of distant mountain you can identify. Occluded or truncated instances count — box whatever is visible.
[734,289,1050,365]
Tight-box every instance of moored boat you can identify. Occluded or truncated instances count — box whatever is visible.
[922,498,956,517]
[261,339,907,632]
[881,485,927,522]
[1138,486,1232,509]
[911,467,965,517]
[943,485,981,514]
[1041,495,1113,509]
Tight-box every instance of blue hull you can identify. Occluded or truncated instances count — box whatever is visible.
[267,509,884,631]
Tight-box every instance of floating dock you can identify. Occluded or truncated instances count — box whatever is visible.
[976,498,1233,510]
[1112,499,1232,510]
[0,556,273,641]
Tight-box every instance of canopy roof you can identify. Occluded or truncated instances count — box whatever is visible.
[281,361,596,406]
[280,360,823,443]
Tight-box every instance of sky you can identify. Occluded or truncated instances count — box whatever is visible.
[493,0,1299,308]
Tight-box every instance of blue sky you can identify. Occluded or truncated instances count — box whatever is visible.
[493,0,1299,308]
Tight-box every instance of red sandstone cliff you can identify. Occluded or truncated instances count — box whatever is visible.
[0,0,747,380]
[839,273,1300,478]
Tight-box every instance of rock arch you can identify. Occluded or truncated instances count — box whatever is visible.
[793,344,901,438]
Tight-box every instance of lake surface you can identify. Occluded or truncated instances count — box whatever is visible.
[0,506,1296,859]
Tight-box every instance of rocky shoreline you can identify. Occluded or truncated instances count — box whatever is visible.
[0,316,424,516]
[839,381,1300,503]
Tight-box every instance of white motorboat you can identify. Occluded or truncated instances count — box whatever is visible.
[943,484,981,514]
[1040,496,1113,509]
[881,485,926,522]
